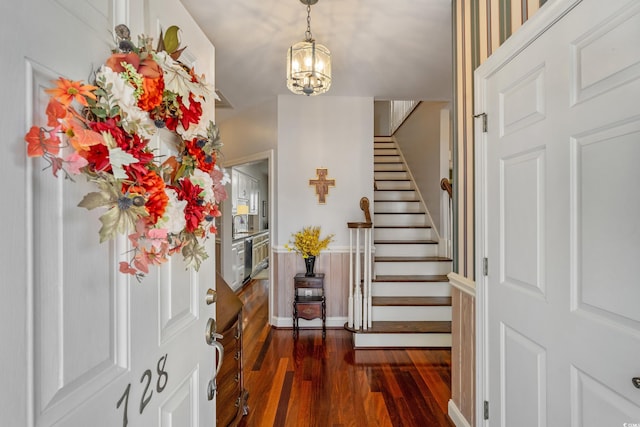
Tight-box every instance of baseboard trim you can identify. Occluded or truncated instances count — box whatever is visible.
[271,316,348,329]
[448,399,471,427]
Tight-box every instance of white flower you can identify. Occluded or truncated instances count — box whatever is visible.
[153,52,214,107]
[190,168,215,203]
[156,188,187,234]
[96,66,156,139]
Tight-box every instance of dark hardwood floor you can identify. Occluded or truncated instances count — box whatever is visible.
[235,276,454,427]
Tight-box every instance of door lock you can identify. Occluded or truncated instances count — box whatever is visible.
[205,288,217,305]
[633,377,640,389]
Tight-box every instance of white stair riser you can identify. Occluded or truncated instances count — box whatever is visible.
[375,213,427,226]
[374,243,438,257]
[375,190,418,201]
[374,155,401,163]
[374,163,405,172]
[374,227,433,240]
[353,333,452,348]
[375,200,422,213]
[372,282,452,297]
[375,261,452,276]
[372,306,451,322]
[374,171,409,180]
[374,148,398,156]
[376,180,412,190]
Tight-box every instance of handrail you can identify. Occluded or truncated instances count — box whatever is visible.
[440,178,452,199]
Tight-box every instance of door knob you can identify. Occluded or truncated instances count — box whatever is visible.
[205,288,217,305]
[633,377,640,389]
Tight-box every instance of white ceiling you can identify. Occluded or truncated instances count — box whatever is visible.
[181,0,453,121]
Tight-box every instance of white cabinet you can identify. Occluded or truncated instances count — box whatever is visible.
[251,232,269,271]
[232,169,258,215]
[249,178,259,215]
[231,240,245,290]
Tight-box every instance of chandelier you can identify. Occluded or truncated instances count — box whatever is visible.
[286,0,332,96]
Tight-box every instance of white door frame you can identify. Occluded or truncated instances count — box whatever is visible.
[474,1,582,425]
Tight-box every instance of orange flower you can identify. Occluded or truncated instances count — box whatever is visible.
[105,53,140,74]
[45,78,97,107]
[138,76,164,112]
[126,170,169,225]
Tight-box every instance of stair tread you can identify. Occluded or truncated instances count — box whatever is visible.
[375,225,431,229]
[345,321,452,334]
[372,296,452,306]
[373,274,450,282]
[375,211,425,215]
[375,256,452,262]
[374,240,438,245]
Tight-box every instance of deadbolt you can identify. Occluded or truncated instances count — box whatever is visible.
[205,288,217,305]
[633,377,640,389]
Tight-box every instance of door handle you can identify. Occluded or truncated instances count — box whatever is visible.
[205,317,225,401]
[207,341,224,401]
[205,318,224,345]
[633,377,640,389]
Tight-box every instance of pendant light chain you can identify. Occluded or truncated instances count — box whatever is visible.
[305,4,313,41]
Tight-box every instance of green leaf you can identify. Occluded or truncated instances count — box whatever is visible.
[92,108,107,118]
[78,191,113,210]
[163,25,180,54]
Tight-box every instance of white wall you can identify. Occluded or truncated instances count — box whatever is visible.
[218,98,278,161]
[276,95,374,248]
[394,101,450,236]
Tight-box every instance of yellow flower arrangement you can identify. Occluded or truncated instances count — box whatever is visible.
[285,226,334,258]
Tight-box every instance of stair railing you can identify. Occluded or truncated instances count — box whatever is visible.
[390,100,420,135]
[347,197,373,330]
[440,178,453,258]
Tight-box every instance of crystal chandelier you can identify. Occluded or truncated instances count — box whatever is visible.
[286,0,332,96]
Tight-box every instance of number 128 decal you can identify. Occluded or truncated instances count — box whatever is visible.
[116,354,168,427]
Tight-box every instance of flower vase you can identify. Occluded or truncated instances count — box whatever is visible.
[304,256,316,277]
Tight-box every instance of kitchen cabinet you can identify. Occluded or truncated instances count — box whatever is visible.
[231,240,245,290]
[232,169,258,215]
[251,232,269,272]
[248,179,259,215]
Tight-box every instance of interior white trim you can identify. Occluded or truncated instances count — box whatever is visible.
[474,1,584,426]
[448,272,476,297]
[448,399,472,427]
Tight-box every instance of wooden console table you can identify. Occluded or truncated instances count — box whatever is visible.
[292,273,326,338]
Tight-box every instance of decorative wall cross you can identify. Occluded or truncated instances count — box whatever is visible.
[309,168,335,204]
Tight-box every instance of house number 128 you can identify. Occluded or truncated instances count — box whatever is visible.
[116,354,169,427]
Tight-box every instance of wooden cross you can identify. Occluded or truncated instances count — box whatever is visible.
[309,168,335,204]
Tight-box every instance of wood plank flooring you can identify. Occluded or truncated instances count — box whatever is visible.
[236,277,454,427]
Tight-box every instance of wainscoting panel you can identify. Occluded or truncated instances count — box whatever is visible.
[273,250,350,325]
[450,274,475,427]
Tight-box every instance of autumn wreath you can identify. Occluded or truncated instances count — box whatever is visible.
[24,25,228,279]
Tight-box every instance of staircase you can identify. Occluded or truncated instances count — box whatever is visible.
[349,136,452,348]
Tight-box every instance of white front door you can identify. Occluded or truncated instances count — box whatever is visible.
[477,0,640,425]
[1,1,218,426]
